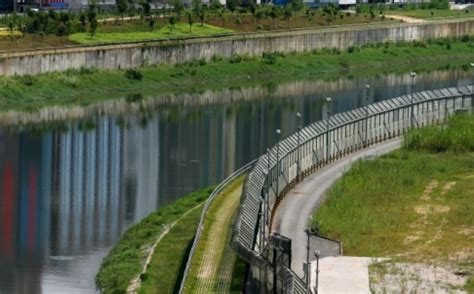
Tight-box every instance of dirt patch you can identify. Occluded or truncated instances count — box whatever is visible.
[441,181,456,196]
[385,14,427,23]
[370,261,470,293]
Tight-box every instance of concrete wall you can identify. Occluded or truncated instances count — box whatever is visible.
[0,19,473,76]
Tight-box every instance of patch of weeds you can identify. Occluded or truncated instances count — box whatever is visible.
[229,55,242,64]
[124,68,143,80]
[17,74,37,86]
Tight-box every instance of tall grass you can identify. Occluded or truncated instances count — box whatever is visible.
[311,114,474,261]
[404,113,474,153]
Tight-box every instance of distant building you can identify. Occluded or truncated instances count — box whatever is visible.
[0,0,14,12]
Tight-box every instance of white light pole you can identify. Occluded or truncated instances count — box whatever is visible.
[364,84,370,147]
[325,97,332,162]
[314,250,321,294]
[410,72,417,129]
[470,63,474,95]
[296,112,302,180]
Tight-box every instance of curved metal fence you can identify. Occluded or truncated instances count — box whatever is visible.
[178,159,257,294]
[231,85,473,293]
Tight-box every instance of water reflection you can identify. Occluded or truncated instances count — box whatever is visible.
[0,69,472,293]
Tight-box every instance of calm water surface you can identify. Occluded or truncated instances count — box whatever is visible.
[0,69,471,293]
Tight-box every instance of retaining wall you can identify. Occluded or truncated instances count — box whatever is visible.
[0,19,473,76]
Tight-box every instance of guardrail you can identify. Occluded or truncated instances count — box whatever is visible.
[231,85,473,293]
[178,158,257,294]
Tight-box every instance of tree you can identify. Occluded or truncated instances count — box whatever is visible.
[173,0,184,20]
[141,1,151,20]
[227,0,237,15]
[186,10,194,32]
[269,5,279,29]
[90,18,98,38]
[290,0,304,14]
[210,0,222,12]
[169,15,176,29]
[79,12,87,32]
[116,0,128,23]
[249,0,257,20]
[283,5,292,28]
[192,0,204,25]
[88,0,98,38]
[218,8,226,25]
[255,8,265,26]
[149,19,155,30]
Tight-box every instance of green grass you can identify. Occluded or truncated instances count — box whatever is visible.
[183,176,245,293]
[138,202,204,294]
[2,37,474,113]
[311,114,474,262]
[386,9,473,20]
[95,186,214,294]
[69,23,233,44]
[404,113,474,153]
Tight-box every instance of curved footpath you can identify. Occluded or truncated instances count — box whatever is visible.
[272,138,402,290]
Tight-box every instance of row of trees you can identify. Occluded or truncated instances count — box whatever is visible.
[5,1,99,37]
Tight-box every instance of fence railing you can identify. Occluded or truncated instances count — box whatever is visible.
[178,159,257,294]
[231,85,473,293]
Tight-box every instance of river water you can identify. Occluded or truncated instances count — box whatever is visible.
[0,69,471,293]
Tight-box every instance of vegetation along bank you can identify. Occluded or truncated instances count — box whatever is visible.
[1,36,474,112]
[95,186,214,294]
[312,113,474,292]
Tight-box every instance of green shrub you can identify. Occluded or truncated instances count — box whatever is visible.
[124,68,143,80]
[262,52,278,65]
[403,113,474,153]
[229,55,242,64]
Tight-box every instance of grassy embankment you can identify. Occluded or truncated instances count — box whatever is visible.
[181,176,246,293]
[386,8,473,20]
[69,23,233,44]
[1,37,474,112]
[311,113,474,291]
[96,186,214,294]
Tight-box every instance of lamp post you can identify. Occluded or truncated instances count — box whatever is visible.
[364,84,370,147]
[296,112,302,180]
[410,72,417,129]
[276,129,281,199]
[305,229,311,290]
[314,250,321,294]
[470,63,474,96]
[325,97,332,162]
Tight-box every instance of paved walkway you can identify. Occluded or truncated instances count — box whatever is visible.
[309,256,378,294]
[272,138,402,282]
[385,15,426,23]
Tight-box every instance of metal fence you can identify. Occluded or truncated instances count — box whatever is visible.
[231,85,473,293]
[178,159,257,294]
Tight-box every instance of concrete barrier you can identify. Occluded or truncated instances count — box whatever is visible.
[0,19,473,76]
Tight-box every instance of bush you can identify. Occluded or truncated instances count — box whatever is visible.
[262,52,278,65]
[347,45,359,53]
[229,55,242,64]
[17,74,36,86]
[124,68,143,80]
[403,113,474,153]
